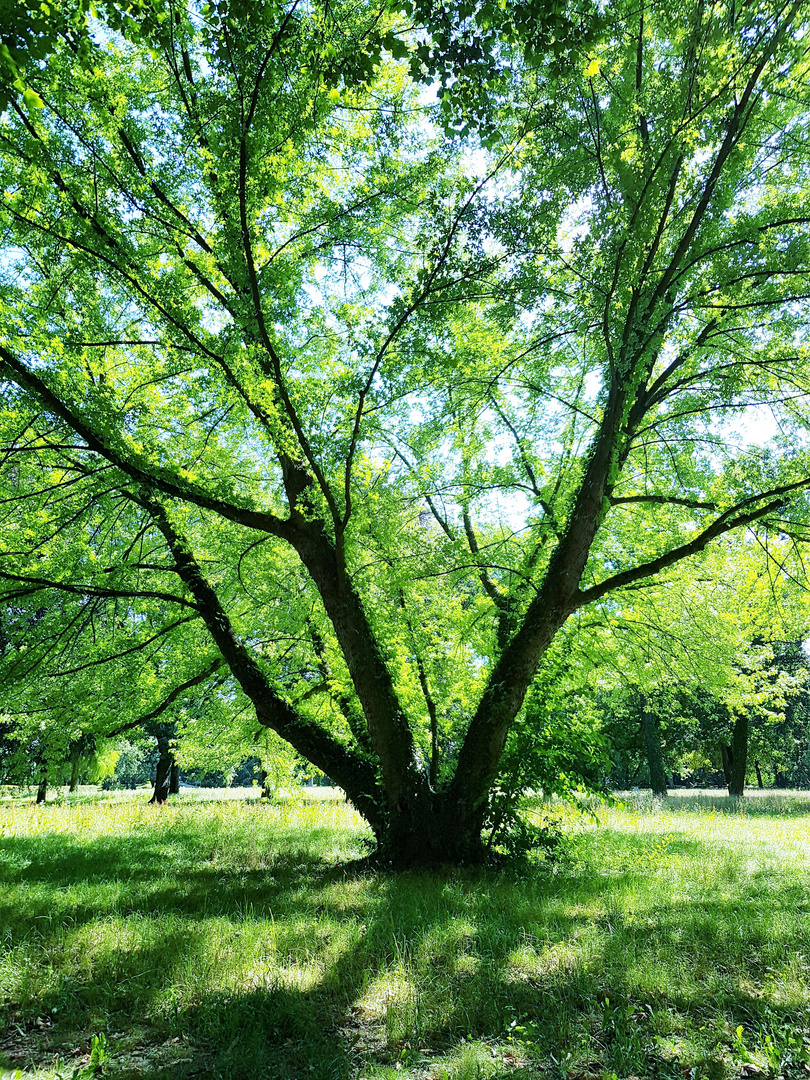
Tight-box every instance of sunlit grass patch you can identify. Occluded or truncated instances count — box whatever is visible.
[2,789,810,1078]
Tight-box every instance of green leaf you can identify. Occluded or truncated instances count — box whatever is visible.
[22,87,45,109]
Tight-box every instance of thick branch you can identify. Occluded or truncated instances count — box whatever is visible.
[287,522,427,808]
[576,484,810,608]
[449,368,632,802]
[0,344,293,540]
[143,493,383,828]
[609,494,717,510]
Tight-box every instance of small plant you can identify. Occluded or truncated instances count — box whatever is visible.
[89,1032,109,1073]
[601,997,649,1076]
[505,1010,542,1051]
[732,1023,756,1064]
[53,1033,111,1080]
[735,1023,810,1077]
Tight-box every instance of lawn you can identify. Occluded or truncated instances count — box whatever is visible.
[2,788,810,1080]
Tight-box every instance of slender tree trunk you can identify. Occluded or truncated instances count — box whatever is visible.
[754,759,764,789]
[36,761,47,804]
[170,761,180,795]
[641,701,668,797]
[150,737,173,804]
[728,713,748,797]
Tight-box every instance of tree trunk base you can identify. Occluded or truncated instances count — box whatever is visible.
[69,752,81,793]
[372,794,489,869]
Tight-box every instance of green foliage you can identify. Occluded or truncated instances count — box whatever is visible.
[104,739,155,789]
[388,0,605,138]
[485,642,609,857]
[2,0,810,861]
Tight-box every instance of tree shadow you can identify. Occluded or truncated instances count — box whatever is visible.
[1,819,807,1079]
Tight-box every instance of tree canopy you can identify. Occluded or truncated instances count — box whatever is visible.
[2,0,810,862]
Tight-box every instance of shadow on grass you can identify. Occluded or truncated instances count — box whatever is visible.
[2,811,810,1080]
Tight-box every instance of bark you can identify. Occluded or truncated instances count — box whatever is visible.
[720,742,733,787]
[144,495,384,831]
[149,737,174,804]
[379,790,489,866]
[754,759,764,789]
[36,772,47,805]
[170,760,180,795]
[291,523,425,810]
[728,713,748,797]
[641,702,668,797]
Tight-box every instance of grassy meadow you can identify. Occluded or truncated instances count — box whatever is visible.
[2,788,810,1080]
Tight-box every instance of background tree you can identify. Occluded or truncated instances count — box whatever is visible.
[557,537,810,794]
[2,0,810,862]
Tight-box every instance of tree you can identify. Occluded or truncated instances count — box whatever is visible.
[0,565,238,795]
[2,0,810,863]
[768,640,810,786]
[583,537,810,795]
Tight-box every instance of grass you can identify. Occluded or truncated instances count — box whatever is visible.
[2,788,810,1080]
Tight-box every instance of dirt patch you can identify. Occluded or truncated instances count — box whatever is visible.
[0,1014,213,1079]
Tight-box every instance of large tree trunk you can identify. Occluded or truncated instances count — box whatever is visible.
[379,790,489,866]
[728,713,748,797]
[641,702,668,797]
[36,773,47,804]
